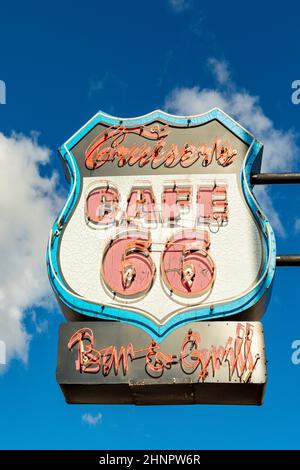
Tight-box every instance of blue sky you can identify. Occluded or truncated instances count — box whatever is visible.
[0,0,300,449]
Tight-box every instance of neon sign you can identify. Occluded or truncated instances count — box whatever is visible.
[85,181,228,229]
[48,109,275,338]
[68,323,259,382]
[85,125,238,170]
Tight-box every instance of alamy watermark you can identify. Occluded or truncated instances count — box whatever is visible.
[0,340,6,365]
[291,80,300,104]
[291,340,300,365]
[0,80,6,104]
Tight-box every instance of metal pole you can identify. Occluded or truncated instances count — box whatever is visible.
[251,173,300,185]
[250,172,300,266]
[276,255,300,266]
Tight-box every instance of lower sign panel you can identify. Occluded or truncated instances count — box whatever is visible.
[57,321,267,405]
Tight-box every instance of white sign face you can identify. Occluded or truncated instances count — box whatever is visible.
[47,109,276,339]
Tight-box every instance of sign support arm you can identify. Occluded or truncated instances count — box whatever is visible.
[251,173,300,184]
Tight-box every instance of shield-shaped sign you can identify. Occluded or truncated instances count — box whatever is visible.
[47,109,276,340]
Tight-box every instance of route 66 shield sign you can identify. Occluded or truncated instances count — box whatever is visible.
[47,108,276,341]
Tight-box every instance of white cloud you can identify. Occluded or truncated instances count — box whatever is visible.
[294,218,300,234]
[165,58,300,236]
[169,0,191,13]
[29,310,49,334]
[82,412,103,426]
[88,77,105,97]
[208,58,231,86]
[0,132,63,367]
[88,73,127,98]
[254,186,286,238]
